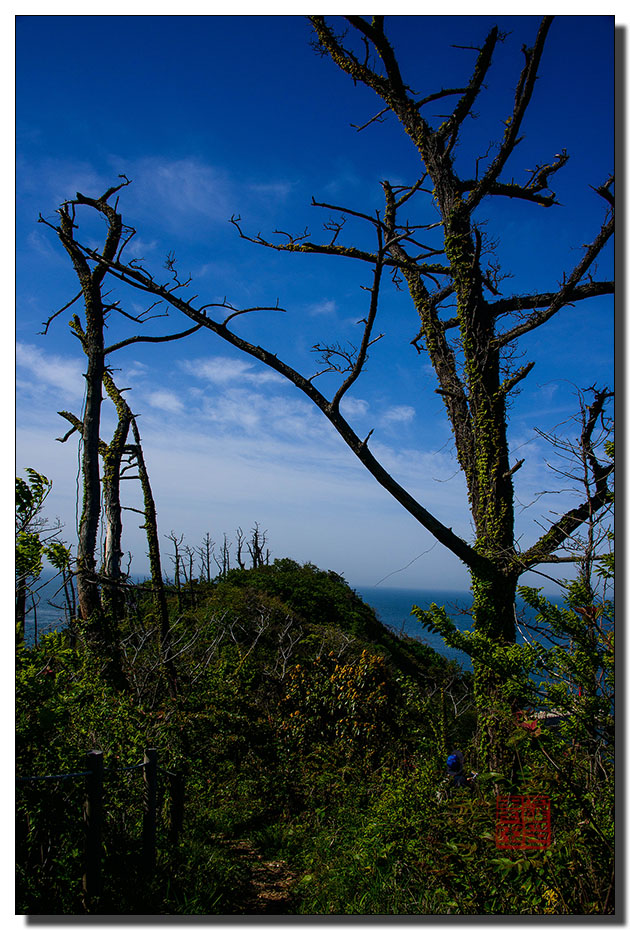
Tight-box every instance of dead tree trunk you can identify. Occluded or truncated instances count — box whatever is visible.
[127,411,178,697]
[196,532,214,583]
[100,371,132,626]
[52,182,130,639]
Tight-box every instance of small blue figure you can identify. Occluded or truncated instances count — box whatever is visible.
[446,750,474,789]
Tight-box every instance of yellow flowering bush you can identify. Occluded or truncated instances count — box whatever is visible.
[281,649,393,754]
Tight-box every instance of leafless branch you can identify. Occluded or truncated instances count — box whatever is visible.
[518,388,613,569]
[331,237,386,412]
[437,26,499,152]
[490,280,614,320]
[350,105,390,131]
[496,202,614,346]
[39,291,83,335]
[497,360,536,396]
[105,323,204,354]
[466,17,554,211]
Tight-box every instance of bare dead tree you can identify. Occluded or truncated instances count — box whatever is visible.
[196,532,215,583]
[183,545,197,606]
[213,533,232,579]
[44,19,613,760]
[273,616,305,681]
[126,415,178,696]
[57,380,130,678]
[235,527,247,570]
[530,387,614,589]
[41,179,201,655]
[247,523,269,569]
[166,531,185,615]
[41,180,131,628]
[523,387,614,756]
[59,371,132,633]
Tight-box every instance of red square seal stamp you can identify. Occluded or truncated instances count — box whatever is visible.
[495,795,551,850]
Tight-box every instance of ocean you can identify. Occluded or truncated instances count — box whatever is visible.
[21,573,73,646]
[357,587,475,670]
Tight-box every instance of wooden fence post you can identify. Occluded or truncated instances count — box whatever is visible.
[83,750,104,903]
[142,748,158,876]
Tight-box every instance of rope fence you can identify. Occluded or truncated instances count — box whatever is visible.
[17,760,149,783]
[16,748,185,907]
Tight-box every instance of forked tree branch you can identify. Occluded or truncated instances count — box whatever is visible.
[466,17,554,211]
[436,26,500,152]
[518,472,613,571]
[42,11,614,595]
[331,235,386,412]
[496,197,614,346]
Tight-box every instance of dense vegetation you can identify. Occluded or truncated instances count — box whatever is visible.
[16,559,613,915]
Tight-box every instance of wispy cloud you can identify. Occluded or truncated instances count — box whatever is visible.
[122,360,150,381]
[248,180,297,200]
[124,156,233,227]
[16,342,84,402]
[380,405,415,426]
[182,355,285,387]
[25,229,64,261]
[187,385,325,441]
[321,164,362,197]
[308,298,337,316]
[122,235,160,260]
[111,156,299,237]
[340,396,369,418]
[145,390,184,414]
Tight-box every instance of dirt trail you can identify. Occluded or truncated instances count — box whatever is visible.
[228,839,299,915]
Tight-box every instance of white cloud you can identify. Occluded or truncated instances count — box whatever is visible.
[185,385,325,441]
[340,396,369,418]
[123,236,159,259]
[145,390,184,414]
[101,155,235,236]
[380,405,415,426]
[248,180,296,200]
[197,389,262,431]
[16,342,84,402]
[123,360,150,381]
[308,299,337,316]
[182,355,285,386]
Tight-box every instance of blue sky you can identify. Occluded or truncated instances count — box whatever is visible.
[15,14,615,591]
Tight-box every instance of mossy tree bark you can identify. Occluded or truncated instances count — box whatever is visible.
[58,363,133,635]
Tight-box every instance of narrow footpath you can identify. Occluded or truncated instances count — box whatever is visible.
[228,839,299,915]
